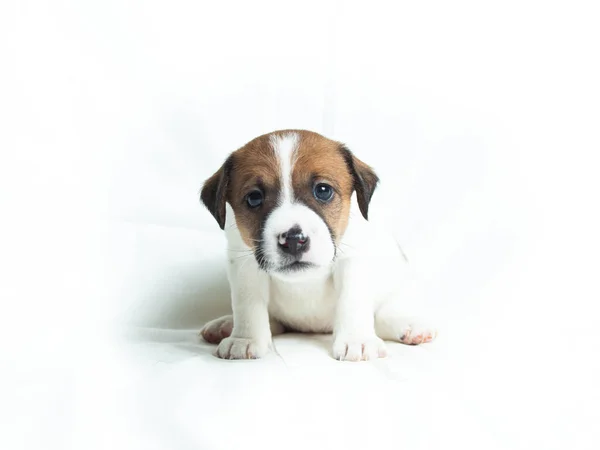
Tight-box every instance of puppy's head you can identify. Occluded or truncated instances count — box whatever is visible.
[201,130,378,278]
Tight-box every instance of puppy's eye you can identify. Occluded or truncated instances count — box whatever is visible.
[246,190,264,208]
[313,183,334,202]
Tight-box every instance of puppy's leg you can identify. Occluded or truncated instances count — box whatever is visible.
[200,315,285,345]
[332,260,387,361]
[214,257,274,359]
[375,300,437,345]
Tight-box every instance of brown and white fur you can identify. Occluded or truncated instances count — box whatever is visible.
[199,130,436,361]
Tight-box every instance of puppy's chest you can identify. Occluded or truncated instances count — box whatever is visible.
[268,277,338,333]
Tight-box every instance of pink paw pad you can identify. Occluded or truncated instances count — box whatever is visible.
[399,328,437,345]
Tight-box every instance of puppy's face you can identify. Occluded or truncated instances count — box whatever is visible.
[201,130,378,278]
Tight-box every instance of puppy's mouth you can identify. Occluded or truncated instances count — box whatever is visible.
[254,248,318,274]
[254,248,315,273]
[278,261,314,273]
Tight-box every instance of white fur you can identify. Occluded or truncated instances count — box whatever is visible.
[269,132,298,204]
[202,133,437,361]
[269,269,335,333]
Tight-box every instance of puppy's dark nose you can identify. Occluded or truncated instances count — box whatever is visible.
[278,227,309,256]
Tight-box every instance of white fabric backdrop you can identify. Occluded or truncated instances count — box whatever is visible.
[1,1,599,450]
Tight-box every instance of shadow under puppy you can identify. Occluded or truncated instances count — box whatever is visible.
[199,130,436,361]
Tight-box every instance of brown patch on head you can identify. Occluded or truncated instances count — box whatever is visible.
[226,134,281,247]
[200,132,280,248]
[292,131,379,241]
[291,131,354,241]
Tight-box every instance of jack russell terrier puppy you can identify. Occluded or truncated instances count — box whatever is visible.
[199,130,436,361]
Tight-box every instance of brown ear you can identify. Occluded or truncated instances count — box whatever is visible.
[340,145,379,220]
[200,155,233,229]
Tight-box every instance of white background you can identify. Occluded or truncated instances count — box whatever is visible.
[1,1,599,449]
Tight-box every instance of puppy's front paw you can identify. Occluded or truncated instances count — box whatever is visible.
[216,337,271,360]
[333,334,387,361]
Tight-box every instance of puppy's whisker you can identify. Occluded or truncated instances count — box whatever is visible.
[232,254,253,261]
[238,254,254,272]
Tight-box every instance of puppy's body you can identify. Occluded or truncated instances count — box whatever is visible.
[200,130,436,361]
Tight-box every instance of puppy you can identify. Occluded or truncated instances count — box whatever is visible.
[199,130,436,361]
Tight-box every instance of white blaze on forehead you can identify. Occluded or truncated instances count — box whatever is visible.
[269,132,299,204]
